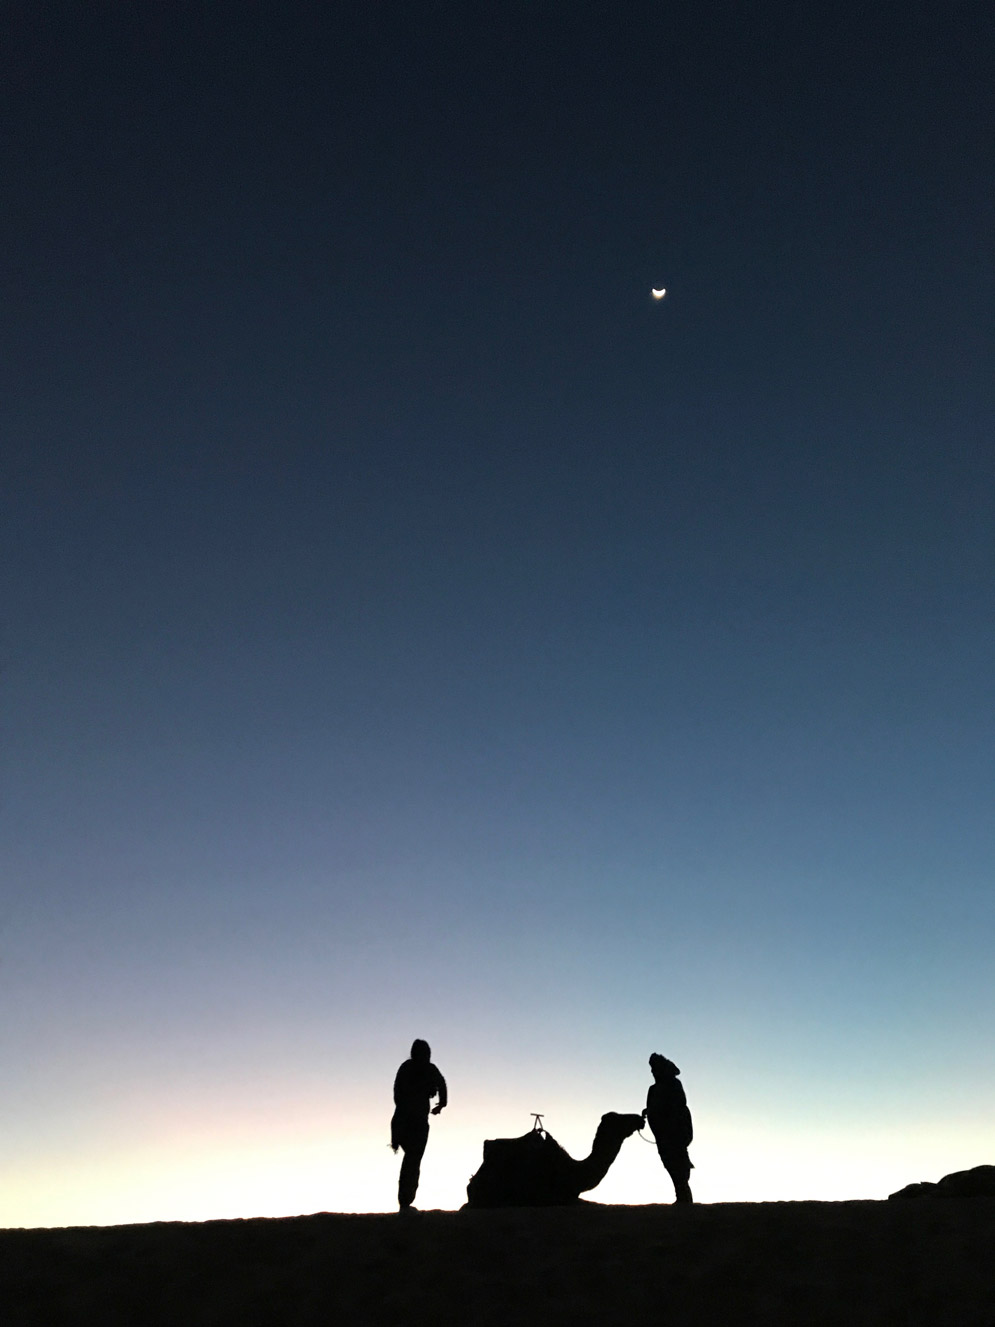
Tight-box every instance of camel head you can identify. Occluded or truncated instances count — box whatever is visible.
[597,1111,645,1141]
[571,1111,647,1194]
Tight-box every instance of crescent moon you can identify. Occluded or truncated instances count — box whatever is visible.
[651,288,666,299]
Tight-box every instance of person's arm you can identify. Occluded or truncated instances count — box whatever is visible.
[393,1062,408,1107]
[675,1079,692,1144]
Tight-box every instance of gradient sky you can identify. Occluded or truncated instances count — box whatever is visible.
[2,1,992,1225]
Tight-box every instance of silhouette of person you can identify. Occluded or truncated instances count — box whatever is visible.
[644,1052,694,1203]
[390,1038,447,1210]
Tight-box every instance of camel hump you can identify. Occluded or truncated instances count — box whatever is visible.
[466,1128,569,1208]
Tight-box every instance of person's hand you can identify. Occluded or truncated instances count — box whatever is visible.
[431,1104,444,1115]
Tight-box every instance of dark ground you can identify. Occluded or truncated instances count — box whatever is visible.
[2,1199,994,1326]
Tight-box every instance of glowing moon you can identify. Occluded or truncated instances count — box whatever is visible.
[651,287,666,300]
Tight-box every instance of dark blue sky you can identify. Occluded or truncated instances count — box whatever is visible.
[2,1,992,1220]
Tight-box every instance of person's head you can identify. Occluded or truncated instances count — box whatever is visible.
[649,1052,679,1079]
[410,1039,431,1062]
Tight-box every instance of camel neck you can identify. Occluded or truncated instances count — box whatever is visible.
[574,1121,625,1191]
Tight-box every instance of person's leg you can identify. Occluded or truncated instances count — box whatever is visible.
[670,1168,693,1204]
[397,1120,429,1208]
[658,1144,693,1204]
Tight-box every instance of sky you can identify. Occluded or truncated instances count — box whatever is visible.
[2,0,992,1225]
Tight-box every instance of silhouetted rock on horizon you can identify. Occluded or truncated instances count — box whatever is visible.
[888,1181,938,1199]
[888,1165,995,1200]
[938,1165,995,1197]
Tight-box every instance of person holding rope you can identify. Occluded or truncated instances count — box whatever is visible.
[644,1052,694,1203]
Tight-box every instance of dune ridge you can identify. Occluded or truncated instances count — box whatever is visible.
[3,1198,995,1325]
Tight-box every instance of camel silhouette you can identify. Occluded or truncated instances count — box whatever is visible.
[465,1112,645,1207]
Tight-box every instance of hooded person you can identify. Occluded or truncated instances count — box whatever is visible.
[390,1039,447,1210]
[644,1052,694,1203]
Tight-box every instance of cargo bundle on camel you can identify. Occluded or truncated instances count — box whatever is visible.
[464,1111,645,1207]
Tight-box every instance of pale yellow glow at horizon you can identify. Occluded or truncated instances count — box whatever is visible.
[1,1112,987,1229]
